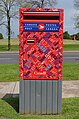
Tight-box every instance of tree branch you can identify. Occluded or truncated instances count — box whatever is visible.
[0,8,7,15]
[0,0,8,10]
[9,0,17,10]
[0,21,7,27]
[74,0,79,10]
[10,10,18,19]
[27,1,40,8]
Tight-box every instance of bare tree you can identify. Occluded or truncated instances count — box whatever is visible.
[0,0,57,50]
[19,0,57,8]
[0,0,20,50]
[74,0,79,28]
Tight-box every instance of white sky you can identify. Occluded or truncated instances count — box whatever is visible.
[56,0,78,34]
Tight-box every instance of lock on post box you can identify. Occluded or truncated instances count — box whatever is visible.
[19,8,64,80]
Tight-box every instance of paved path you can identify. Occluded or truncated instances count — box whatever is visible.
[0,80,79,99]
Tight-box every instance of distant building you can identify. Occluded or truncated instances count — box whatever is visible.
[70,34,77,40]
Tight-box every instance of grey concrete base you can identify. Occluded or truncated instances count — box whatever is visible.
[19,80,62,114]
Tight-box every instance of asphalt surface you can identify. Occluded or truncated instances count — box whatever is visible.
[0,52,79,64]
[0,52,19,64]
[63,52,79,63]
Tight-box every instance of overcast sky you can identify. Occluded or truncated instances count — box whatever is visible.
[56,0,78,35]
[0,0,78,38]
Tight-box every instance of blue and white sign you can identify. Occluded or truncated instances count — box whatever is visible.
[23,22,60,32]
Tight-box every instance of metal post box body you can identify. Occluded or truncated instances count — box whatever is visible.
[19,8,64,114]
[19,8,64,81]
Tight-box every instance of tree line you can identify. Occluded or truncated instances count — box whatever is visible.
[64,31,79,40]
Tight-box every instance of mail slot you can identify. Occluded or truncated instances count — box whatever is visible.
[27,39,35,43]
[19,8,64,114]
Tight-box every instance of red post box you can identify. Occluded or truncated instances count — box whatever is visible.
[19,8,64,114]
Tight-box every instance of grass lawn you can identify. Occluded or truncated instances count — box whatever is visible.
[0,45,19,51]
[64,44,79,51]
[0,97,79,119]
[0,64,19,82]
[0,39,79,51]
[0,63,79,82]
[63,63,79,80]
[0,44,79,51]
[0,38,19,45]
[64,39,79,44]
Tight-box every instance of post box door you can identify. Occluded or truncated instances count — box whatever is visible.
[23,31,60,80]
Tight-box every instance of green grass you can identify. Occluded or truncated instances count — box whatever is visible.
[0,45,19,51]
[0,44,79,51]
[0,63,79,82]
[0,64,19,82]
[64,44,79,51]
[0,97,79,119]
[63,63,79,80]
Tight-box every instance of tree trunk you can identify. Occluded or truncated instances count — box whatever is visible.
[8,17,10,51]
[7,10,11,51]
[41,0,44,8]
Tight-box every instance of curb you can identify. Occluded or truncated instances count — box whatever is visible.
[64,51,79,53]
[0,51,19,54]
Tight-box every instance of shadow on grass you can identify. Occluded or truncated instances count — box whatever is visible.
[2,94,19,113]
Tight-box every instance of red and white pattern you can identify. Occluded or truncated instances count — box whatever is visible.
[19,8,64,80]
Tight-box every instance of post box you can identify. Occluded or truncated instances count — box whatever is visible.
[19,8,64,114]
